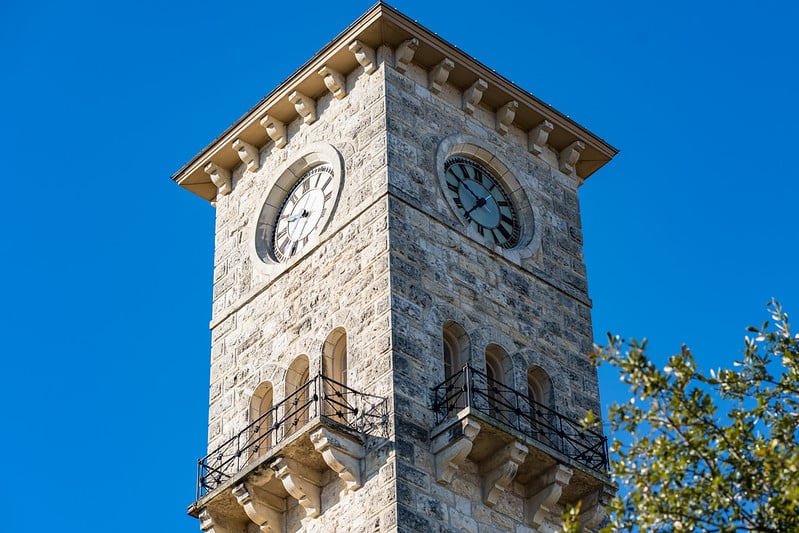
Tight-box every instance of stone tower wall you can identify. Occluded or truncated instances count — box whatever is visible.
[205,59,400,531]
[194,39,606,531]
[384,56,600,532]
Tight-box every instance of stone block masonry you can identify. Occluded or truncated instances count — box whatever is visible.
[177,5,616,532]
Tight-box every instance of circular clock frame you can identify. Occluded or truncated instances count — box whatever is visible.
[444,156,521,249]
[436,135,539,258]
[271,163,336,262]
[253,143,344,265]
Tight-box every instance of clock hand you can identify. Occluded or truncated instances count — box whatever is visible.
[294,207,316,242]
[460,180,482,200]
[464,195,489,216]
[286,209,309,223]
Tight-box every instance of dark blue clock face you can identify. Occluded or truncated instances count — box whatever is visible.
[444,157,520,248]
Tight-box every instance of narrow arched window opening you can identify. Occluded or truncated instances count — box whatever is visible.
[285,355,311,436]
[323,329,349,423]
[441,321,470,415]
[527,366,555,445]
[442,321,469,380]
[248,381,274,462]
[485,344,513,423]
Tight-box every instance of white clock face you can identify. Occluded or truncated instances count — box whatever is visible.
[272,164,335,262]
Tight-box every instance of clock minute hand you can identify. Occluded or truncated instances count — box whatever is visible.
[460,180,482,200]
[464,195,489,216]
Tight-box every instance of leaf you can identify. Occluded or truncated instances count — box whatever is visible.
[595,301,799,533]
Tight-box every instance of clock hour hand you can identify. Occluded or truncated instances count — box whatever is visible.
[464,195,489,216]
[285,209,309,223]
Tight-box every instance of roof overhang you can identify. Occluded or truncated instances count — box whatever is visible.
[171,2,618,202]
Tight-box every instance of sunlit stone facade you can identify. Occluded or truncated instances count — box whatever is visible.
[173,4,617,532]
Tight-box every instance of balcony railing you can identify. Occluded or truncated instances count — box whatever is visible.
[196,374,385,500]
[432,364,609,474]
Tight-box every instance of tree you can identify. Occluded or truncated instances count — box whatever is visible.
[577,301,799,532]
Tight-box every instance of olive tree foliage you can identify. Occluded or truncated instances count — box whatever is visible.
[564,301,799,532]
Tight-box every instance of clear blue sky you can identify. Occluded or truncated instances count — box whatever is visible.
[1,1,796,531]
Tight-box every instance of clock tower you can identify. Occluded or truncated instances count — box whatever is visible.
[174,4,618,532]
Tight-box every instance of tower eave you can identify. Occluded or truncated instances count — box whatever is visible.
[171,2,618,202]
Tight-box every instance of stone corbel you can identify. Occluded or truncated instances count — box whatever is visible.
[528,120,554,156]
[496,100,519,136]
[559,140,586,176]
[232,139,259,172]
[480,441,528,507]
[318,66,346,100]
[204,162,231,197]
[232,482,285,533]
[198,508,235,533]
[394,38,419,73]
[272,457,322,521]
[349,40,376,75]
[526,464,573,529]
[578,485,614,531]
[288,91,317,125]
[259,115,287,149]
[431,418,481,484]
[311,427,365,493]
[429,58,455,95]
[462,78,488,115]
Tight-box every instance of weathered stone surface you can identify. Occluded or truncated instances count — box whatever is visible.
[193,16,611,533]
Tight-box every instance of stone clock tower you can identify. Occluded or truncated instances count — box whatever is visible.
[174,4,617,532]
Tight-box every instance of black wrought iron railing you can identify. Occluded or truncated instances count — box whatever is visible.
[196,374,385,499]
[432,364,609,474]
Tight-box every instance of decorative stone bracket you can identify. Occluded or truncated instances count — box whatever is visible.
[578,485,614,531]
[311,427,365,493]
[259,115,287,149]
[318,66,347,100]
[232,139,259,172]
[198,508,235,533]
[479,441,529,507]
[288,91,317,125]
[496,100,519,136]
[431,418,481,484]
[204,162,231,197]
[559,140,586,176]
[526,464,573,529]
[349,40,376,75]
[204,428,367,533]
[463,78,488,115]
[528,120,554,156]
[232,481,285,533]
[394,38,419,73]
[272,456,323,522]
[429,58,455,95]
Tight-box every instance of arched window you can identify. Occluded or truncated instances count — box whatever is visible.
[440,322,470,415]
[442,321,469,380]
[485,344,513,423]
[527,366,554,444]
[248,381,274,462]
[285,355,311,436]
[323,329,349,423]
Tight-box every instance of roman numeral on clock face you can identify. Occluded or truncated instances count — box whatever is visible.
[320,175,332,193]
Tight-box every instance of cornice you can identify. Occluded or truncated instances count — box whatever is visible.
[171,2,617,202]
